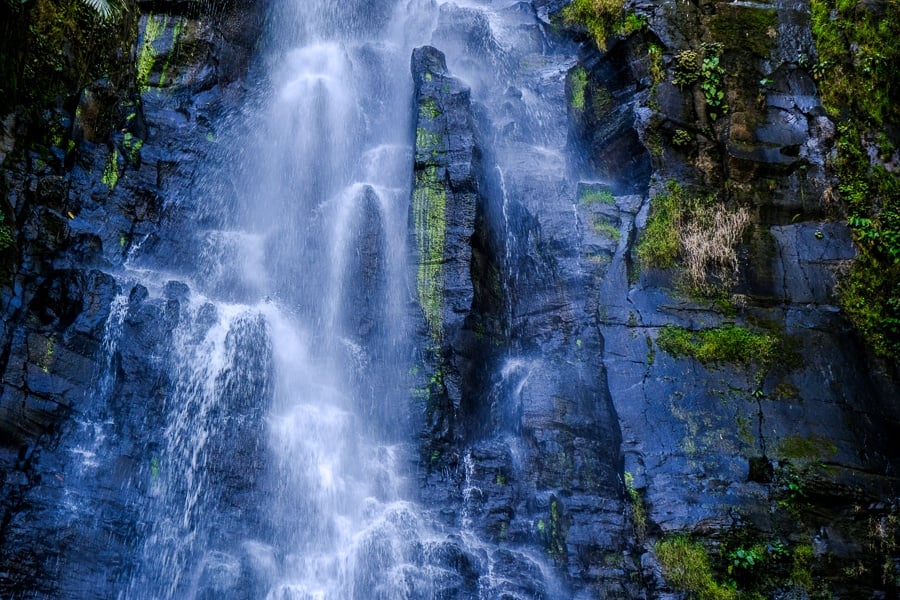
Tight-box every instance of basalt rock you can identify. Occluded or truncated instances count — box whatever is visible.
[0,0,264,595]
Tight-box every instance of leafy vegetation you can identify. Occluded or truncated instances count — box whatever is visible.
[810,0,900,359]
[79,0,125,18]
[10,0,132,112]
[656,324,781,367]
[637,182,683,269]
[699,43,727,121]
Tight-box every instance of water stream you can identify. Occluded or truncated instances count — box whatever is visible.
[43,1,595,597]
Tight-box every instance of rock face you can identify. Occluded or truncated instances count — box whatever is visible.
[0,0,898,598]
[0,0,264,595]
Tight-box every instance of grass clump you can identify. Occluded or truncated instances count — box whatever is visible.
[560,0,628,51]
[656,536,737,600]
[624,472,647,540]
[637,182,683,269]
[593,220,621,241]
[580,188,615,205]
[656,324,780,367]
[568,66,588,111]
[637,182,751,294]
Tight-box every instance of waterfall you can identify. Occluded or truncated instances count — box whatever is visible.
[120,2,431,597]
[17,1,613,598]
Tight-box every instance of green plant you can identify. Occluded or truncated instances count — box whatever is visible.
[0,213,13,251]
[656,536,737,600]
[624,471,647,540]
[673,50,700,86]
[810,0,900,360]
[615,11,647,36]
[791,543,814,589]
[79,0,125,18]
[673,129,692,146]
[580,188,615,205]
[637,181,751,293]
[568,66,588,111]
[656,324,781,367]
[647,43,665,86]
[727,545,765,586]
[700,43,727,120]
[637,181,683,269]
[593,220,621,241]
[560,0,628,51]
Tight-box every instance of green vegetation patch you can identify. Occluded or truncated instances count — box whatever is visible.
[0,212,14,251]
[579,187,615,205]
[656,324,780,366]
[637,181,683,269]
[413,166,447,343]
[568,66,588,111]
[559,0,628,51]
[637,181,750,294]
[709,5,777,58]
[776,435,838,461]
[810,0,900,359]
[592,220,621,241]
[656,536,737,600]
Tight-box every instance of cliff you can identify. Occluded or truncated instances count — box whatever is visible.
[0,0,897,597]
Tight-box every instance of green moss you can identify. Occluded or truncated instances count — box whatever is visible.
[136,14,167,90]
[0,212,14,251]
[637,181,683,269]
[416,127,442,155]
[776,435,838,461]
[413,166,447,343]
[789,544,814,589]
[615,11,647,36]
[419,97,442,120]
[569,66,588,111]
[122,132,143,164]
[810,0,900,360]
[709,5,777,58]
[673,129,692,146]
[624,471,647,540]
[546,498,566,557]
[560,0,627,52]
[656,536,738,600]
[656,324,780,367]
[580,188,615,205]
[102,147,119,189]
[592,220,621,241]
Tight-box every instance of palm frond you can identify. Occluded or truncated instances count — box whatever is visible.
[79,0,125,19]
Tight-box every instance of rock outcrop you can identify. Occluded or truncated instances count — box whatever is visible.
[0,0,263,595]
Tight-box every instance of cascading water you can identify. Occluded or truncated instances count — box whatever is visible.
[120,2,433,597]
[17,1,622,598]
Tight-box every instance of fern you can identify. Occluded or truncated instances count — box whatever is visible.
[79,0,125,18]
